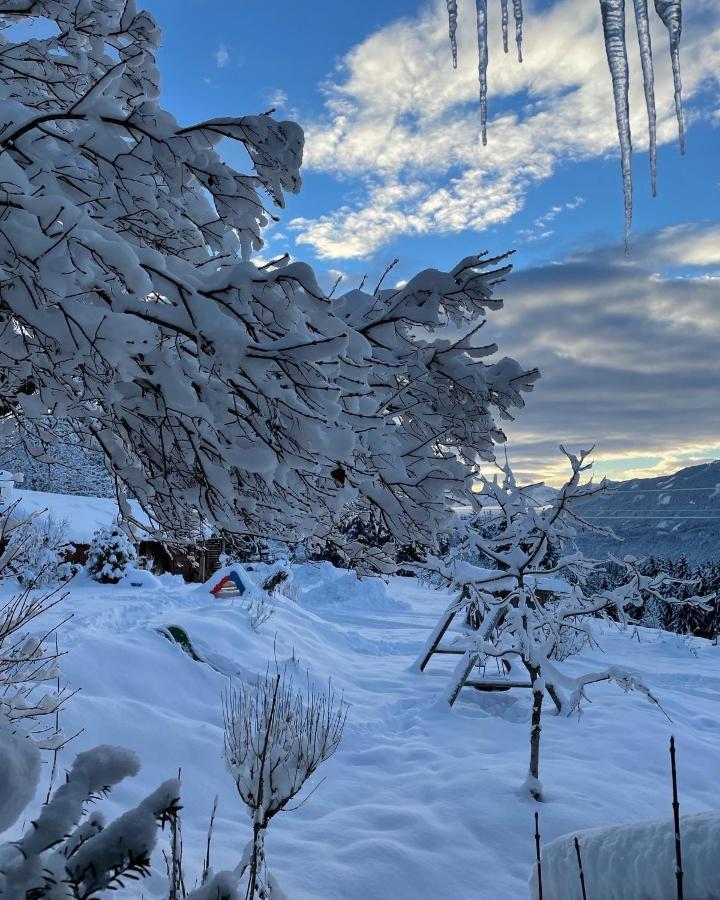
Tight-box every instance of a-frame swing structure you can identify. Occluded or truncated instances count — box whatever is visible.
[415,569,570,705]
[416,591,533,706]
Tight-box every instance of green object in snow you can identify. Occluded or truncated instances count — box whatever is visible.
[159,625,202,662]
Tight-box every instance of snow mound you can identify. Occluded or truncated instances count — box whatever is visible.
[529,811,720,900]
[289,562,409,612]
[118,568,163,590]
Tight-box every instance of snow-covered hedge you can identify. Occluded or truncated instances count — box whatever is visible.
[529,812,720,900]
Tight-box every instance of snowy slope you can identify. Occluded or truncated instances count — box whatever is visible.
[6,488,148,543]
[572,460,720,564]
[9,566,720,899]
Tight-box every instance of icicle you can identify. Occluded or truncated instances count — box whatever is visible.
[599,0,633,251]
[512,0,523,62]
[632,0,657,196]
[654,0,685,154]
[476,0,489,146]
[501,0,509,53]
[446,0,459,68]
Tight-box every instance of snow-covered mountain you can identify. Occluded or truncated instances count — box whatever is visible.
[573,460,720,564]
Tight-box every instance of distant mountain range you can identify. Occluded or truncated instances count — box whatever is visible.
[572,460,720,565]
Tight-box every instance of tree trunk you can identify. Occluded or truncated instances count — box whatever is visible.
[527,666,544,801]
[246,822,266,899]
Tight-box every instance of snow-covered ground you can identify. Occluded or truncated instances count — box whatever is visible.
[7,488,148,543]
[9,564,720,898]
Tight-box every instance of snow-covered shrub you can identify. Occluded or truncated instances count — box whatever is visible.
[244,593,275,632]
[261,569,289,595]
[0,506,70,832]
[0,509,69,734]
[7,514,76,587]
[0,736,249,899]
[223,671,346,898]
[0,744,180,896]
[529,811,720,900]
[86,526,137,584]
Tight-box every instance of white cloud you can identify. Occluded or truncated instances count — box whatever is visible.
[517,196,585,242]
[290,0,720,260]
[267,88,288,109]
[655,224,720,267]
[215,44,230,68]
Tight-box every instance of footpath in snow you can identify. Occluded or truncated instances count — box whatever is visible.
[13,563,720,899]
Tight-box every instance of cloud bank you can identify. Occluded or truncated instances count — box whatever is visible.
[480,224,720,483]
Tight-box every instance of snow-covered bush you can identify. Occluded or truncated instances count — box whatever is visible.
[7,513,76,587]
[86,525,137,584]
[224,671,346,897]
[0,744,182,897]
[529,811,720,900]
[243,592,275,632]
[0,506,70,830]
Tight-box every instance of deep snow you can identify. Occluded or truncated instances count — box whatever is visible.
[7,564,720,899]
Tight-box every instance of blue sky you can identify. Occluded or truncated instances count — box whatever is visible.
[143,0,719,484]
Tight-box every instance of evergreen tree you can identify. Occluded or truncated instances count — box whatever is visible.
[86,527,137,584]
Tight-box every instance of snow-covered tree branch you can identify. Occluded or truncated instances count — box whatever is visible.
[0,0,535,550]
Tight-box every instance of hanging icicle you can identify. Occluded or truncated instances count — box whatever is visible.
[446,0,459,68]
[441,0,686,247]
[654,0,685,154]
[476,0,489,146]
[632,0,658,196]
[599,0,633,251]
[512,0,524,62]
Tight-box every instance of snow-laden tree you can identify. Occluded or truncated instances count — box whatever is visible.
[418,448,709,800]
[86,524,137,583]
[0,0,535,550]
[0,417,114,497]
[444,0,686,246]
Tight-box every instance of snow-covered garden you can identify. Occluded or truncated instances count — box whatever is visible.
[1,550,719,898]
[1,0,717,896]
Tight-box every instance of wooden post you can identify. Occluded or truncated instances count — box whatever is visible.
[416,596,460,671]
[670,735,684,900]
[534,811,543,900]
[574,837,587,900]
[444,649,480,706]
